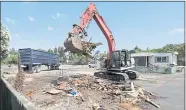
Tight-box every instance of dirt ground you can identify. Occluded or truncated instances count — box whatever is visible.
[1,65,185,110]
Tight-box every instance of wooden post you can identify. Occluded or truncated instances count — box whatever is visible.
[146,56,147,67]
[85,55,88,65]
[18,53,22,73]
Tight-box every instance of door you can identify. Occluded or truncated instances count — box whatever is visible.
[110,51,121,69]
[147,56,149,67]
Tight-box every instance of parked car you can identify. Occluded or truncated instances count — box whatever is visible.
[88,62,97,68]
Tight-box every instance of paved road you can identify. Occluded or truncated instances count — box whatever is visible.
[153,73,184,110]
[134,72,185,110]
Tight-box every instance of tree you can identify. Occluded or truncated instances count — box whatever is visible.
[58,46,65,57]
[48,48,54,53]
[9,48,18,55]
[99,51,107,57]
[134,46,142,53]
[54,47,58,54]
[128,46,142,54]
[129,50,135,54]
[145,47,150,52]
[176,43,185,57]
[37,49,46,52]
[6,54,18,64]
[58,46,67,63]
[134,46,141,50]
[71,53,85,65]
[1,23,11,60]
[138,43,185,57]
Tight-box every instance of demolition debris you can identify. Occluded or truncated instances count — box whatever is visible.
[19,74,160,110]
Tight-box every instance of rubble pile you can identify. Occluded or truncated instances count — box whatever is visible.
[14,72,25,91]
[40,74,160,110]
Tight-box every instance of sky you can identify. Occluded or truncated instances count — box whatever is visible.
[1,2,185,53]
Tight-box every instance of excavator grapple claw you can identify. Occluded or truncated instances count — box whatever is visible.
[64,32,103,59]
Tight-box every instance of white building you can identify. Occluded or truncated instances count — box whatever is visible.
[131,52,178,73]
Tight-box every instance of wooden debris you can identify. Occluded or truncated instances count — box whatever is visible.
[39,100,56,107]
[143,89,156,96]
[92,103,105,110]
[130,82,135,92]
[125,92,139,98]
[58,82,67,90]
[139,95,160,108]
[48,74,160,109]
[65,97,70,106]
[120,102,142,110]
[14,72,25,91]
[26,91,33,100]
[115,89,121,95]
[76,95,85,102]
[46,89,62,95]
[136,87,144,96]
[94,78,104,84]
[71,79,89,86]
[57,76,69,84]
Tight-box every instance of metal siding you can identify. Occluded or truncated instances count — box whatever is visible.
[19,48,59,66]
[19,48,32,65]
[172,54,177,65]
[149,56,154,65]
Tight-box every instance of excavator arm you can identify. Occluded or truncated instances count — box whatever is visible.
[64,3,115,56]
[93,11,116,53]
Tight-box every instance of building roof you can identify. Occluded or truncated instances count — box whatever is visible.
[131,52,153,57]
[131,51,178,57]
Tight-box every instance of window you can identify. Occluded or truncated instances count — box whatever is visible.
[112,51,120,61]
[162,57,167,62]
[155,56,169,63]
[121,51,126,60]
[156,57,161,62]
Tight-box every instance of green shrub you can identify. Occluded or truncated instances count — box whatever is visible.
[4,54,18,64]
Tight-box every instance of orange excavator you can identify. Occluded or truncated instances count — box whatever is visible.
[64,3,139,81]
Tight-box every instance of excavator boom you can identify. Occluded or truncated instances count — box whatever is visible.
[64,3,115,57]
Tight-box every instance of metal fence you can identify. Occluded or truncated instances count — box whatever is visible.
[0,78,36,110]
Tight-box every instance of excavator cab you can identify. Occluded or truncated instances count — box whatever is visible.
[109,50,132,69]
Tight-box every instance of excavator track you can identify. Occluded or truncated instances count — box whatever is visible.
[94,70,129,82]
[123,70,140,80]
